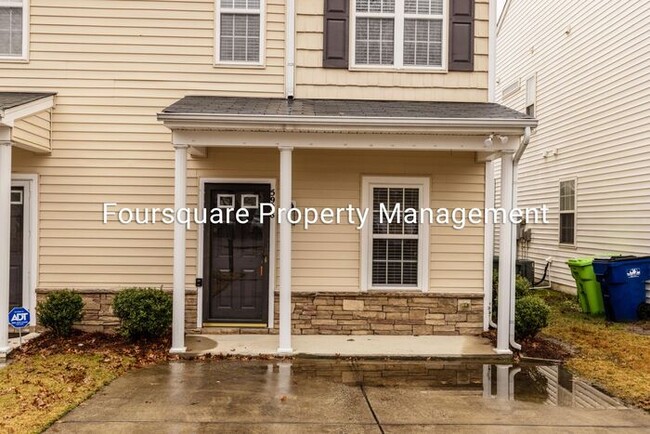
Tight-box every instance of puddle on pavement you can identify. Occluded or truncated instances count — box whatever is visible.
[217,359,626,410]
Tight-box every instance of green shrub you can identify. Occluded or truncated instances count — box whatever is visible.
[516,275,533,298]
[515,296,550,340]
[37,290,84,337]
[113,287,172,341]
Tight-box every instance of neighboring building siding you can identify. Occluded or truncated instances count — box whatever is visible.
[495,0,650,292]
[295,0,490,101]
[12,110,52,153]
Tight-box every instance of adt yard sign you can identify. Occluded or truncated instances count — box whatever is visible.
[9,307,30,329]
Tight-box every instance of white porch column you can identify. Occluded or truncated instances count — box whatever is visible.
[483,160,496,331]
[277,146,293,354]
[496,150,514,354]
[0,137,12,354]
[170,144,188,354]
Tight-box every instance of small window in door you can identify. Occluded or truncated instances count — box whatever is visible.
[241,194,259,209]
[217,194,236,209]
[10,190,23,205]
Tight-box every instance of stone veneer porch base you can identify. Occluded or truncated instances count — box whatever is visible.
[36,289,484,336]
[205,291,484,336]
[36,289,199,334]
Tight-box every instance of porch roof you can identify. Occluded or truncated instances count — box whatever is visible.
[158,96,537,133]
[0,92,56,112]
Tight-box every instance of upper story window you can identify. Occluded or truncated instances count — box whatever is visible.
[559,179,576,246]
[0,0,28,60]
[352,0,447,70]
[215,0,264,65]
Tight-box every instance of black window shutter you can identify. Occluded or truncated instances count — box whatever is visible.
[449,0,475,71]
[323,0,349,68]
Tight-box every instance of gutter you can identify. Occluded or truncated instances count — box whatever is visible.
[158,112,537,131]
[285,0,296,98]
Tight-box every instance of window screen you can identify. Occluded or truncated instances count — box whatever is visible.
[0,1,23,57]
[218,0,262,63]
[371,187,420,286]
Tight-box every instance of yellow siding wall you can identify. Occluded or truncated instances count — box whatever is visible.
[295,0,489,101]
[12,110,52,153]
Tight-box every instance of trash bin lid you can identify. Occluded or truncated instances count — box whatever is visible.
[567,257,593,266]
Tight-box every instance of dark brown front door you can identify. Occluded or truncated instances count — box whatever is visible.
[203,183,271,323]
[10,187,24,308]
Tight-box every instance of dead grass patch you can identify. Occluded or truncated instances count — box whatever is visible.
[539,290,650,410]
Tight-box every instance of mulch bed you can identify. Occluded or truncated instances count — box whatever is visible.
[481,330,572,362]
[12,330,176,367]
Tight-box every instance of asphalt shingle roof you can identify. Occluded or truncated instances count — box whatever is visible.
[161,96,532,120]
[0,92,56,111]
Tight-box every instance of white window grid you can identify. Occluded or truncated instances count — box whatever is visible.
[351,0,447,70]
[217,193,236,209]
[215,0,265,66]
[241,194,259,209]
[0,0,28,60]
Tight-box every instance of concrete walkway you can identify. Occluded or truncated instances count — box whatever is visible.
[185,334,500,359]
[48,360,650,433]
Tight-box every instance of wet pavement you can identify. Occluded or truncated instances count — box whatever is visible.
[48,359,650,433]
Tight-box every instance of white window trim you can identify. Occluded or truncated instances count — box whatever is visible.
[214,0,266,67]
[0,0,29,62]
[361,176,430,292]
[350,0,448,72]
[559,177,577,248]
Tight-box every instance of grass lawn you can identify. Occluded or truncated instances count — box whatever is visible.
[538,289,650,410]
[0,332,171,434]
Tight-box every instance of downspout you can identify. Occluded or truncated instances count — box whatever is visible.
[509,126,532,351]
[285,0,296,98]
[484,0,498,331]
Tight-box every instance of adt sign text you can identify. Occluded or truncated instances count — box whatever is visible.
[9,307,31,329]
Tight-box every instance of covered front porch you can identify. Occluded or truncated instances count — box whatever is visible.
[0,92,56,356]
[158,96,538,356]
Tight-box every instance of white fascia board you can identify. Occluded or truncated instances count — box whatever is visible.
[0,96,56,127]
[171,130,521,153]
[159,112,537,133]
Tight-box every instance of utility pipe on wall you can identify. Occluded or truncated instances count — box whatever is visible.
[285,0,296,98]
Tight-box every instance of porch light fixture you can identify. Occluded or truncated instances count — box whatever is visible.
[484,134,509,147]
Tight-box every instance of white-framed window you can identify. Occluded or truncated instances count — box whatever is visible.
[559,178,576,246]
[351,0,447,70]
[361,177,430,291]
[526,75,536,117]
[215,0,265,65]
[0,0,28,60]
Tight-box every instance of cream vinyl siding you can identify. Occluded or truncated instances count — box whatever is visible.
[12,110,52,153]
[295,0,489,101]
[3,0,284,290]
[495,0,650,294]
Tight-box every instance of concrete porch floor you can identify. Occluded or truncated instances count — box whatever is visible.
[185,334,500,359]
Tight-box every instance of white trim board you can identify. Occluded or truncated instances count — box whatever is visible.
[197,177,277,329]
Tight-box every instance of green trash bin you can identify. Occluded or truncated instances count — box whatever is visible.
[567,258,605,315]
